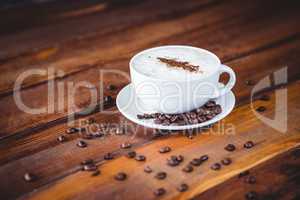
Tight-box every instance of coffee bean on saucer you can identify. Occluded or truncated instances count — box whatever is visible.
[244,141,255,149]
[77,140,87,148]
[57,135,66,142]
[238,170,250,178]
[107,84,117,91]
[211,163,221,171]
[127,151,136,158]
[155,172,167,180]
[120,142,131,149]
[259,94,270,101]
[104,152,114,160]
[245,80,255,86]
[144,166,153,173]
[154,188,166,196]
[256,106,266,112]
[200,155,209,162]
[114,172,127,181]
[245,176,256,184]
[24,173,36,182]
[182,165,193,173]
[205,100,216,108]
[159,146,171,153]
[135,154,146,161]
[245,191,258,200]
[104,96,113,104]
[91,170,101,177]
[190,158,202,166]
[225,144,236,152]
[81,159,94,166]
[221,158,232,165]
[177,183,189,192]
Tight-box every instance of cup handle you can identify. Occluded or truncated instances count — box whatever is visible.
[212,64,236,98]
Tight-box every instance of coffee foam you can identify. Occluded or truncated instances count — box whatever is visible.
[131,46,219,81]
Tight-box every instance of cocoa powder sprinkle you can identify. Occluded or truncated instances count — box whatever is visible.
[157,57,202,73]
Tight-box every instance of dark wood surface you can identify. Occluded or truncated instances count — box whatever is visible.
[0,0,299,199]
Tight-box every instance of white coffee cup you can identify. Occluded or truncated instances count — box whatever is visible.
[129,45,236,114]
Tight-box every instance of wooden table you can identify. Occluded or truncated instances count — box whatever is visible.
[0,0,300,199]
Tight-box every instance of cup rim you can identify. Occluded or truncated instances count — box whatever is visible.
[129,45,221,82]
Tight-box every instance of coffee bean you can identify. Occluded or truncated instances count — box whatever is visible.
[104,96,113,104]
[200,155,209,162]
[77,140,87,148]
[190,158,202,166]
[154,188,166,196]
[107,84,117,91]
[91,170,101,177]
[221,158,232,165]
[244,141,255,149]
[57,135,66,142]
[155,172,167,180]
[239,170,250,178]
[177,183,189,192]
[137,114,145,119]
[159,146,171,153]
[245,176,256,184]
[205,100,216,108]
[225,144,236,152]
[144,166,153,173]
[104,152,114,160]
[66,127,79,134]
[81,159,94,166]
[177,155,184,162]
[211,163,221,171]
[167,158,179,167]
[83,164,97,171]
[245,80,255,86]
[182,165,193,173]
[127,151,136,158]
[245,191,258,200]
[259,94,270,101]
[23,173,36,182]
[114,172,127,181]
[135,154,146,161]
[120,142,131,149]
[256,106,266,112]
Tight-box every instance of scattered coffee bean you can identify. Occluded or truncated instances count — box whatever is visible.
[57,135,66,142]
[66,127,79,134]
[244,141,255,149]
[245,176,256,184]
[127,151,136,158]
[77,140,87,148]
[239,170,250,178]
[154,188,166,196]
[23,173,36,182]
[225,144,236,152]
[182,165,193,173]
[104,152,114,160]
[200,155,209,162]
[83,164,97,171]
[104,96,113,104]
[190,158,202,166]
[177,183,189,192]
[256,106,266,112]
[120,142,132,149]
[144,166,153,173]
[167,155,184,167]
[135,155,146,161]
[177,155,184,162]
[259,94,270,101]
[81,159,94,166]
[159,146,171,153]
[114,172,127,181]
[91,170,101,177]
[245,80,255,86]
[211,163,221,171]
[155,172,167,180]
[107,84,117,91]
[245,191,258,200]
[221,158,232,165]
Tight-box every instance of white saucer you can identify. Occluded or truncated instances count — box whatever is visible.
[116,83,235,130]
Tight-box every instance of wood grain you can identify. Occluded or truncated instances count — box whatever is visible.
[20,82,300,200]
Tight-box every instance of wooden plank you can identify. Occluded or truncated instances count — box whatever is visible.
[1,0,300,138]
[19,81,300,200]
[0,0,297,96]
[195,147,300,200]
